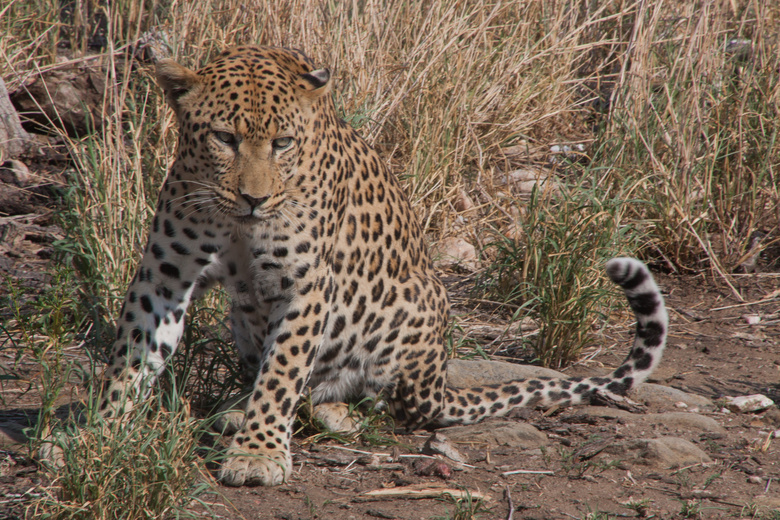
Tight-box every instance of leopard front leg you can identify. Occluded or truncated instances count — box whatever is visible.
[99,216,227,419]
[218,282,328,486]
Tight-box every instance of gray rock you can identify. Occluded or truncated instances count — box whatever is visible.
[437,420,548,448]
[430,237,478,271]
[571,406,636,421]
[0,420,29,448]
[642,412,725,433]
[424,432,468,463]
[632,383,715,411]
[446,359,565,388]
[567,407,725,433]
[603,437,711,468]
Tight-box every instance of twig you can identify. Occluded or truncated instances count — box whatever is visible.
[328,446,389,457]
[671,462,717,475]
[399,454,476,468]
[505,486,515,520]
[502,469,554,477]
[711,297,780,311]
[360,483,489,501]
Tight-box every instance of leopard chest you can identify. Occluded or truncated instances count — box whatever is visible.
[242,228,322,305]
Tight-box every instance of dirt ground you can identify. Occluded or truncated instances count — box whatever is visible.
[1,156,779,520]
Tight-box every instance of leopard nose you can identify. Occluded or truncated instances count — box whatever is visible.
[242,194,270,209]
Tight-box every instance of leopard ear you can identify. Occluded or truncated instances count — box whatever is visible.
[156,59,202,113]
[298,68,331,99]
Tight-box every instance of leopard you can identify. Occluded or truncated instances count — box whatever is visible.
[91,45,668,487]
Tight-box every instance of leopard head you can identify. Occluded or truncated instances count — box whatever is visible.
[156,46,331,220]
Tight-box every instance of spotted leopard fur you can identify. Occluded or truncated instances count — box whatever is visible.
[98,46,669,487]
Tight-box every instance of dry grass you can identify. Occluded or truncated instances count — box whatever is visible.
[603,1,780,274]
[4,0,776,277]
[30,390,221,520]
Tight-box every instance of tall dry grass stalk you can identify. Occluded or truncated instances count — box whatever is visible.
[605,1,780,273]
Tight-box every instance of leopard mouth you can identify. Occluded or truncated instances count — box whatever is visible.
[234,205,278,223]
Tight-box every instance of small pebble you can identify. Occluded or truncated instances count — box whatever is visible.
[743,314,761,325]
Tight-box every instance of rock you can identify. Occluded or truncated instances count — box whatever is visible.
[430,237,478,271]
[495,167,560,195]
[568,406,636,421]
[454,189,474,212]
[548,144,586,164]
[437,420,548,448]
[413,459,453,479]
[11,65,107,137]
[603,437,711,468]
[570,407,725,433]
[424,432,467,463]
[0,159,30,185]
[0,420,29,448]
[631,383,715,411]
[446,359,565,388]
[724,394,775,413]
[642,412,725,433]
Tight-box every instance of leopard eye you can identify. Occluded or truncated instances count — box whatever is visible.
[214,131,239,147]
[272,136,293,151]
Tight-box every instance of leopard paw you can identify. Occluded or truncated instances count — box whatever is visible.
[312,402,361,433]
[218,444,291,487]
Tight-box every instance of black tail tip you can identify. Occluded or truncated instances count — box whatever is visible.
[606,257,649,289]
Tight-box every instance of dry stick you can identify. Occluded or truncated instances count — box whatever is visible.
[711,296,780,312]
[671,462,717,475]
[501,469,554,477]
[505,486,515,520]
[608,0,646,122]
[327,446,388,457]
[326,445,477,467]
[361,483,489,501]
